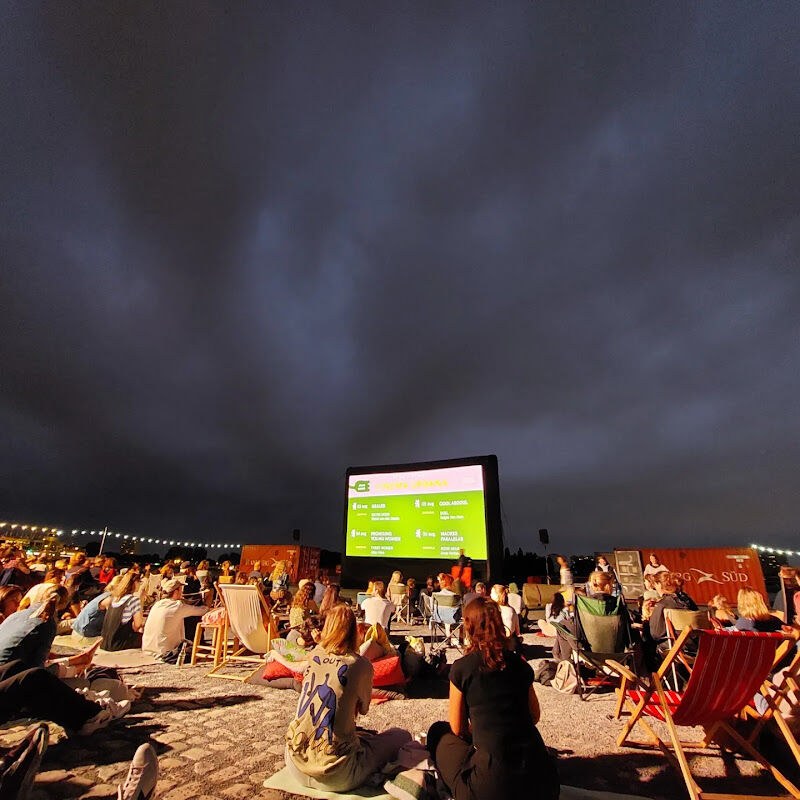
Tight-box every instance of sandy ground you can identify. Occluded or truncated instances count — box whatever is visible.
[1,628,795,800]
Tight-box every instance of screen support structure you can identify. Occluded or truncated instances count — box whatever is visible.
[340,455,503,589]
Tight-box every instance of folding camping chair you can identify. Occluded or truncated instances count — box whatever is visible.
[429,593,463,655]
[389,587,410,626]
[555,593,637,699]
[616,627,800,800]
[206,583,279,681]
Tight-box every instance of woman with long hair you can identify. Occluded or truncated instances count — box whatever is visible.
[735,587,784,632]
[490,584,520,638]
[289,581,319,629]
[0,586,71,668]
[99,571,144,650]
[285,604,411,791]
[318,584,341,618]
[427,597,559,799]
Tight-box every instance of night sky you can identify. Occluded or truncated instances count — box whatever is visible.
[2,3,799,556]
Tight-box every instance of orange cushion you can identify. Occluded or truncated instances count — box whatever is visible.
[372,655,406,687]
[262,661,303,681]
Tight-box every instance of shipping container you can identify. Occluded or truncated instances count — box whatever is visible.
[634,546,767,606]
[239,544,321,584]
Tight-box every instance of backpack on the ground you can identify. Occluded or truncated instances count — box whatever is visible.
[551,659,578,694]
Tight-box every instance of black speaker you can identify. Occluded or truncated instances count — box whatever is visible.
[538,528,549,545]
[292,528,300,542]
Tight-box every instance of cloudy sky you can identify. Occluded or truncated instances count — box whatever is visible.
[2,2,799,555]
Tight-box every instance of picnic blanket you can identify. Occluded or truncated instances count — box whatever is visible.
[263,766,653,800]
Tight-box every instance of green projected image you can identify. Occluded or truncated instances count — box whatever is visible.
[345,465,488,559]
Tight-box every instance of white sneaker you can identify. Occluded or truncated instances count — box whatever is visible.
[77,698,131,735]
[117,743,158,800]
[77,708,114,736]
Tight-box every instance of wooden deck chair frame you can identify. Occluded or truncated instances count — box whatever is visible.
[615,627,800,800]
[191,612,228,668]
[741,634,800,774]
[663,609,711,690]
[206,582,278,682]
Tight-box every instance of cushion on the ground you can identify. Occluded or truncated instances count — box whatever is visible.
[262,660,304,681]
[372,655,406,687]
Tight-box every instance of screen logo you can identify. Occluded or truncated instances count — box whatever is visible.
[349,479,370,493]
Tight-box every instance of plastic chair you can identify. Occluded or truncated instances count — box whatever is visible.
[616,628,799,800]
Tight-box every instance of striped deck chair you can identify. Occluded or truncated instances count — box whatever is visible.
[206,583,279,681]
[616,627,800,799]
[741,635,800,775]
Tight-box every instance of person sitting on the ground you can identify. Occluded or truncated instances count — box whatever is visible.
[0,548,32,589]
[19,568,63,609]
[64,553,99,616]
[709,594,737,624]
[318,584,341,619]
[312,573,327,606]
[285,604,411,791]
[98,557,117,585]
[272,588,293,614]
[538,591,570,637]
[0,586,23,625]
[491,584,521,641]
[426,597,559,800]
[733,587,786,633]
[0,586,71,669]
[99,571,145,651]
[142,578,208,659]
[289,581,319,629]
[72,582,113,638]
[362,581,395,630]
[89,556,104,580]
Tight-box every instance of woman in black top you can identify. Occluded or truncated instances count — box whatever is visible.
[427,596,559,800]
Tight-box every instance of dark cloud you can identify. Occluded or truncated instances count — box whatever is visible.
[2,2,799,554]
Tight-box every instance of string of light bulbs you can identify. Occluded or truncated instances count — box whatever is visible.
[749,543,798,557]
[0,522,241,551]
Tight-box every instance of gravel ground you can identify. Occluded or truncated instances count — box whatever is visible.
[1,629,794,800]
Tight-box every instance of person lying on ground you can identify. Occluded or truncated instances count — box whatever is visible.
[427,596,559,800]
[142,578,208,659]
[285,604,411,792]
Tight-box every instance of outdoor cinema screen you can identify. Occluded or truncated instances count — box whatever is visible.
[344,463,488,560]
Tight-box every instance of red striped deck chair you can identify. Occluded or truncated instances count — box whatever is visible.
[741,637,800,775]
[616,627,800,799]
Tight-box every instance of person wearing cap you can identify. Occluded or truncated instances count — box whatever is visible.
[142,578,208,659]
